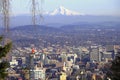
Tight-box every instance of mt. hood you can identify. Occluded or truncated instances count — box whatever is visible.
[47,6,82,16]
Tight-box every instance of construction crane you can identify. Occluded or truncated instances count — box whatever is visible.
[30,0,44,79]
[0,0,12,44]
[0,0,45,44]
[0,0,11,33]
[0,0,44,32]
[31,0,44,26]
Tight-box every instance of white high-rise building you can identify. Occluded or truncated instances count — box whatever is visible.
[90,45,101,62]
[30,65,46,80]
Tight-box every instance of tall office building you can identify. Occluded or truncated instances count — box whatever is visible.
[90,45,101,62]
[30,48,36,79]
[30,48,46,80]
[30,65,46,80]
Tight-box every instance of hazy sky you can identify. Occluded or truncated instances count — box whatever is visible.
[11,0,120,16]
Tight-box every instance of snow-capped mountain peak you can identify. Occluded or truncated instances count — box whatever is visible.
[49,6,81,16]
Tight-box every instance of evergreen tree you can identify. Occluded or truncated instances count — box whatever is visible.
[107,52,120,80]
[0,36,12,80]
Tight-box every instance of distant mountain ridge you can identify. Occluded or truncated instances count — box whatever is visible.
[1,23,120,47]
[10,22,120,31]
[0,6,120,28]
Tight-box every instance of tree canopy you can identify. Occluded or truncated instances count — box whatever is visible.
[0,36,12,80]
[107,52,120,80]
